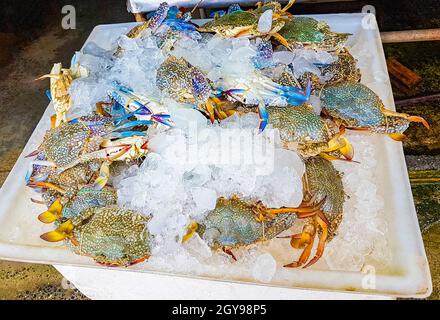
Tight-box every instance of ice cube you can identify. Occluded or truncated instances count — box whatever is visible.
[191,187,218,213]
[257,9,273,33]
[252,253,277,283]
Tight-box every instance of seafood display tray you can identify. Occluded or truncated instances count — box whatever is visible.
[0,14,432,298]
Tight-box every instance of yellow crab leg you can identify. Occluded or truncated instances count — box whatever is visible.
[182,221,199,243]
[388,133,407,141]
[282,0,297,12]
[40,220,74,242]
[271,32,292,49]
[38,199,63,224]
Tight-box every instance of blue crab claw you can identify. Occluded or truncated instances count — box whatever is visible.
[221,88,247,99]
[147,2,169,31]
[258,101,269,133]
[164,19,197,33]
[313,63,332,68]
[104,131,147,139]
[113,105,151,125]
[25,165,34,184]
[284,79,311,105]
[151,114,174,127]
[45,89,52,101]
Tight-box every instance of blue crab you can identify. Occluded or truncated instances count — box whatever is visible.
[277,16,350,51]
[156,56,234,122]
[258,104,353,160]
[41,206,151,266]
[184,195,324,262]
[198,1,296,47]
[297,48,361,91]
[25,113,150,192]
[279,156,345,268]
[320,81,430,140]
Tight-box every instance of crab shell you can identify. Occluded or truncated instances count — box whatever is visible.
[303,156,344,238]
[262,104,335,157]
[156,56,211,104]
[320,81,410,134]
[279,17,349,50]
[197,197,297,250]
[40,119,108,168]
[69,206,151,266]
[61,185,117,220]
[298,49,361,91]
[40,161,104,205]
[198,7,286,37]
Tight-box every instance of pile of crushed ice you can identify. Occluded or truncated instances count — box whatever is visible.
[63,22,391,282]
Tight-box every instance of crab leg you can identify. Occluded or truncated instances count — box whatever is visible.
[381,108,430,129]
[272,32,292,49]
[38,199,63,224]
[282,210,329,268]
[321,128,354,161]
[40,220,74,242]
[282,0,297,12]
[258,198,326,222]
[303,214,328,268]
[27,181,65,194]
[222,246,237,261]
[182,221,199,243]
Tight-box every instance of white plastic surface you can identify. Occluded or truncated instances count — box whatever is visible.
[0,14,432,299]
[126,0,289,13]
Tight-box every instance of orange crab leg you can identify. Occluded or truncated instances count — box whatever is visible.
[303,214,328,268]
[27,181,66,194]
[265,198,325,216]
[284,229,315,268]
[407,116,430,129]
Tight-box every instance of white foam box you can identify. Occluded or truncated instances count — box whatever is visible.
[0,14,432,299]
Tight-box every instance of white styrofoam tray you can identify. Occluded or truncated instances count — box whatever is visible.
[0,13,432,298]
[126,0,291,13]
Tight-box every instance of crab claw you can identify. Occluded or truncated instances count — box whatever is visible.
[258,101,269,133]
[381,109,430,130]
[284,79,311,105]
[407,116,430,130]
[104,144,132,161]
